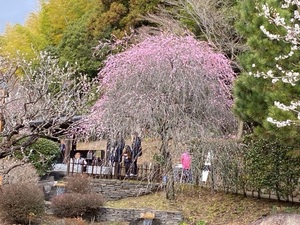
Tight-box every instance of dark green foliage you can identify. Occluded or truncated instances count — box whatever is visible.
[234,0,300,144]
[57,0,161,79]
[14,138,60,176]
[242,135,300,201]
[121,0,160,27]
[58,14,100,79]
[0,183,45,224]
[192,138,300,201]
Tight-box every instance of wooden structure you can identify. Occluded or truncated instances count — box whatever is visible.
[68,162,162,182]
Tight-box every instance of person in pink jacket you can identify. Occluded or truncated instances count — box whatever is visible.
[181,150,192,183]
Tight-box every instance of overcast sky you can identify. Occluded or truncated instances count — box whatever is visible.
[0,0,38,34]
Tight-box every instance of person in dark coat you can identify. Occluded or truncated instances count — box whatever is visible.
[131,132,142,176]
[114,133,125,176]
[86,150,93,165]
[122,145,132,177]
[106,137,113,166]
[59,142,66,163]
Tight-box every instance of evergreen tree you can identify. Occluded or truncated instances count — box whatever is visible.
[57,13,100,79]
[234,0,300,145]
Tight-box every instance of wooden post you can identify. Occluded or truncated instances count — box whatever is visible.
[65,139,72,174]
[0,115,3,132]
[64,139,72,163]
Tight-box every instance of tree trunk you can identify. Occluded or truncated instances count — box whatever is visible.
[159,128,175,200]
[64,139,71,163]
[159,130,168,159]
[166,158,175,200]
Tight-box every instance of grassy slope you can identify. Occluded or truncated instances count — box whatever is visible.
[105,184,300,225]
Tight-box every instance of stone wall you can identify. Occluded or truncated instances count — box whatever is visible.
[90,179,161,201]
[45,204,183,224]
[42,176,162,201]
[97,207,183,225]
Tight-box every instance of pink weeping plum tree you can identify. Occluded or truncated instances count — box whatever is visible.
[81,34,237,199]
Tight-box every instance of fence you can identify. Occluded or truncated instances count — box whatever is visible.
[68,162,162,182]
[188,140,300,203]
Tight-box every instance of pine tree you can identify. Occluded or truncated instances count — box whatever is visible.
[234,0,300,144]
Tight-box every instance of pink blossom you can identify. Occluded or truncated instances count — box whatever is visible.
[81,33,236,137]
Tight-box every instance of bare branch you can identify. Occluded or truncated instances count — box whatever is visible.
[0,52,96,159]
[147,0,246,65]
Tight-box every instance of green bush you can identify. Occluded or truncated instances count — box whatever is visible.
[14,137,60,176]
[0,183,45,224]
[51,193,105,218]
[243,135,300,200]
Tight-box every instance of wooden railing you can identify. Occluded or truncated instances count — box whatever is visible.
[68,162,162,182]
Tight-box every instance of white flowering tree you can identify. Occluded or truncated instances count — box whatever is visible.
[0,52,95,159]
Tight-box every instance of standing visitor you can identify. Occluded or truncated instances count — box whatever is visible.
[70,152,87,173]
[106,137,113,166]
[86,150,93,165]
[181,150,192,183]
[59,141,66,163]
[114,133,125,177]
[122,145,132,177]
[131,132,142,176]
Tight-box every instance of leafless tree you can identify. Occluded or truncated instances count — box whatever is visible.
[147,0,246,64]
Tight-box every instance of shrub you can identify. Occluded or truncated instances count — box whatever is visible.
[65,174,91,194]
[14,137,60,176]
[243,136,300,200]
[51,174,104,219]
[51,192,105,218]
[0,183,45,224]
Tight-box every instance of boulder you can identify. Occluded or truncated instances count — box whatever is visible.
[252,213,300,225]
